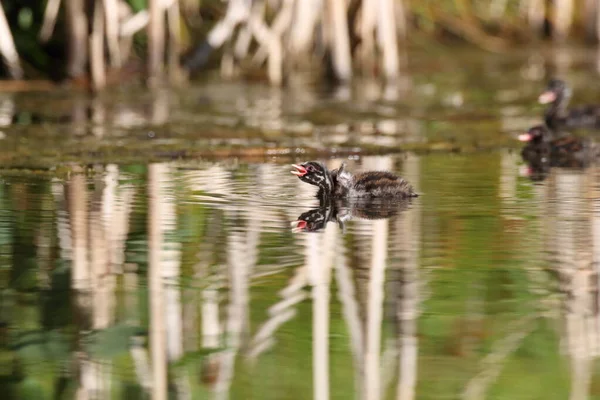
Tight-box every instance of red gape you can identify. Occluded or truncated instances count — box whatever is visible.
[290,164,308,176]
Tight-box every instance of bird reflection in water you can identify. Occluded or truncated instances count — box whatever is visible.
[290,160,418,232]
[291,197,413,233]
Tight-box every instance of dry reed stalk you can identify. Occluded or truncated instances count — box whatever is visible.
[119,10,148,61]
[377,0,399,81]
[0,3,23,79]
[65,0,88,78]
[118,33,133,64]
[432,10,508,52]
[328,0,352,81]
[91,96,106,137]
[583,0,597,41]
[207,0,251,49]
[69,167,89,288]
[246,0,283,84]
[527,0,545,35]
[290,0,323,56]
[90,0,107,90]
[148,0,165,85]
[597,0,600,41]
[234,25,253,60]
[39,0,62,42]
[167,0,182,82]
[554,0,574,41]
[489,0,509,20]
[104,0,122,67]
[181,0,200,20]
[121,10,149,36]
[220,45,237,79]
[251,0,294,66]
[184,0,250,72]
[360,0,377,74]
[396,0,407,39]
[233,0,260,61]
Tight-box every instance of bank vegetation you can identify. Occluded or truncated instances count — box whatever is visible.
[0,0,598,89]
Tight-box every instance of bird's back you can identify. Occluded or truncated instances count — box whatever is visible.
[350,171,417,198]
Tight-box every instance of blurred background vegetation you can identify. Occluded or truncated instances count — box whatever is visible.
[1,0,599,89]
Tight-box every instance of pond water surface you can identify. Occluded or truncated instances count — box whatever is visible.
[2,47,600,399]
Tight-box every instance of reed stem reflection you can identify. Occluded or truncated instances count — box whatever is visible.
[148,163,167,400]
[396,153,421,400]
[16,153,600,398]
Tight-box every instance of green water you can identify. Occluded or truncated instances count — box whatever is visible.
[1,47,600,399]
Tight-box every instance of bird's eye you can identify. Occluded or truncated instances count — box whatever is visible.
[307,165,314,172]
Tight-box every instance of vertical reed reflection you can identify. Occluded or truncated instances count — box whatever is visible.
[499,150,518,210]
[364,218,388,400]
[352,157,392,400]
[0,156,430,398]
[36,182,54,290]
[89,165,114,398]
[545,167,597,400]
[334,229,364,394]
[160,163,189,399]
[0,93,15,127]
[147,161,190,399]
[379,154,421,400]
[308,223,335,400]
[69,166,88,291]
[214,228,250,400]
[91,97,106,138]
[0,178,11,286]
[148,163,167,400]
[69,93,89,136]
[63,164,140,398]
[396,153,421,400]
[151,89,170,125]
[67,167,96,398]
[592,166,600,324]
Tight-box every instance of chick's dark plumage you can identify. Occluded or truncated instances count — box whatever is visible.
[350,171,417,198]
[519,125,600,169]
[291,161,418,199]
[539,79,600,130]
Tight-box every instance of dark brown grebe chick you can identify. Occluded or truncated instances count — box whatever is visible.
[539,79,600,130]
[291,161,418,199]
[518,125,599,169]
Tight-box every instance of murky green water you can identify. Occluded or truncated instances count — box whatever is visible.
[2,47,600,399]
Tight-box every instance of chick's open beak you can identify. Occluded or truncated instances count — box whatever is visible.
[538,91,556,104]
[291,164,307,176]
[518,165,533,177]
[518,133,533,142]
[290,220,308,233]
